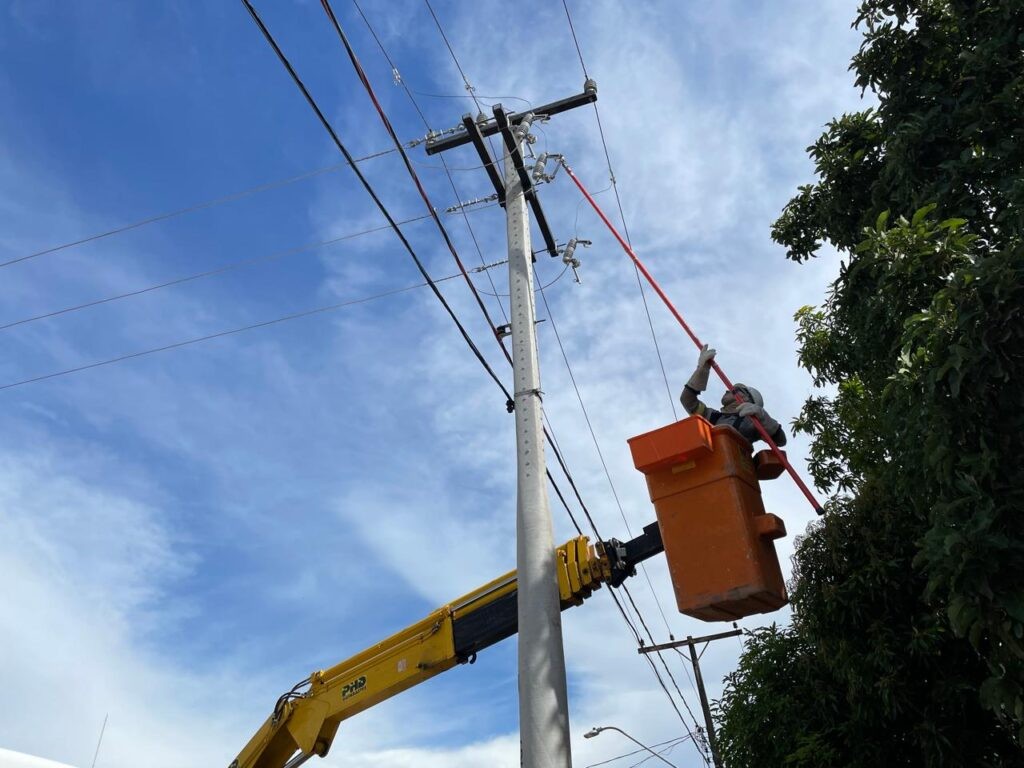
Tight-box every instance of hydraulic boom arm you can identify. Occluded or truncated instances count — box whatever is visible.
[231,524,663,768]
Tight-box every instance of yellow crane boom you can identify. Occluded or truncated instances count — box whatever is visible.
[230,528,662,768]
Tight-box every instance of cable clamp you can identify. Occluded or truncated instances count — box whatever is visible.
[514,387,544,401]
[391,67,403,85]
[506,398,515,413]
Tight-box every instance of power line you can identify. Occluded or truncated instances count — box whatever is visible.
[240,0,513,405]
[326,0,511,348]
[559,0,677,423]
[328,2,701,748]
[0,148,396,270]
[535,264,676,639]
[535,274,709,762]
[584,736,690,768]
[0,214,432,332]
[0,272,469,393]
[350,0,510,325]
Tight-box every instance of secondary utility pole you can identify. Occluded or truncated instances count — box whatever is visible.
[638,628,742,768]
[426,82,597,768]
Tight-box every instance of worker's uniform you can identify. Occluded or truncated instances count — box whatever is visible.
[680,385,787,446]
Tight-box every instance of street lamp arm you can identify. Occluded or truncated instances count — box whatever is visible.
[584,726,679,768]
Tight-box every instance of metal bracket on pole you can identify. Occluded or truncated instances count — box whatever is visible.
[461,113,506,207]
[494,105,559,258]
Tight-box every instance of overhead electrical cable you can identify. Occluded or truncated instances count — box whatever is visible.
[319,0,704,745]
[412,3,704,739]
[0,215,432,332]
[536,275,709,760]
[0,272,470,393]
[559,0,677,422]
[349,0,509,324]
[1,148,396,270]
[562,158,826,515]
[239,0,513,405]
[349,0,619,572]
[319,0,511,359]
[583,736,692,768]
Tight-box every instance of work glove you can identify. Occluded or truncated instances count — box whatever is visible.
[686,344,716,392]
[738,402,780,435]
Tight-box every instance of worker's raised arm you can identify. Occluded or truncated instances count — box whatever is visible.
[680,344,716,416]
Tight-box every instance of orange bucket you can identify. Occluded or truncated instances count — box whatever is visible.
[627,416,788,621]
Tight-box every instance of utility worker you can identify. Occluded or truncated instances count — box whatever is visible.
[681,344,787,446]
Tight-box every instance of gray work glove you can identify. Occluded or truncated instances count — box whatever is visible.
[686,344,716,392]
[738,402,780,435]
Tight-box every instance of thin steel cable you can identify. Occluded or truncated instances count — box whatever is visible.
[536,272,675,634]
[352,0,608,570]
[350,0,508,323]
[422,0,504,161]
[583,736,690,768]
[622,584,706,741]
[319,0,512,366]
[1,148,396,269]
[0,215,431,332]
[342,6,698,743]
[405,2,605,535]
[240,0,513,405]
[559,0,677,422]
[0,272,466,392]
[535,275,706,761]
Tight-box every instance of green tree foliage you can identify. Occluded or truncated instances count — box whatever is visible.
[717,1,1024,764]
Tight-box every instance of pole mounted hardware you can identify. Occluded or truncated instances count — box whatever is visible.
[636,630,740,768]
[560,238,590,282]
[424,82,597,155]
[418,81,600,768]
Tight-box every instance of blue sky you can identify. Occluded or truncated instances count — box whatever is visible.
[1,2,868,766]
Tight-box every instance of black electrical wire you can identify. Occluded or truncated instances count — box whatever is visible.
[323,0,512,350]
[583,736,691,768]
[350,0,510,330]
[239,0,513,405]
[535,277,708,760]
[0,148,396,270]
[334,4,703,750]
[0,215,432,332]
[0,272,467,393]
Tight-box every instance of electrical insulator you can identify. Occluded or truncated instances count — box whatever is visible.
[561,238,591,283]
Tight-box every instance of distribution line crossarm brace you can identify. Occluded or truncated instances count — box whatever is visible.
[229,522,664,768]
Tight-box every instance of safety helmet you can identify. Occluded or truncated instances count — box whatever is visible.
[731,383,763,407]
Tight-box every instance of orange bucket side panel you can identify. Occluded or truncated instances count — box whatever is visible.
[628,417,788,622]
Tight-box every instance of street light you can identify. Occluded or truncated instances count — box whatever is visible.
[584,726,679,768]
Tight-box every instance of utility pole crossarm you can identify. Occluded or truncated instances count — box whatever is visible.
[635,629,743,654]
[424,84,597,155]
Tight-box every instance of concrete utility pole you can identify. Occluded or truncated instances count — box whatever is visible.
[506,118,572,768]
[425,83,597,768]
[638,628,742,768]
